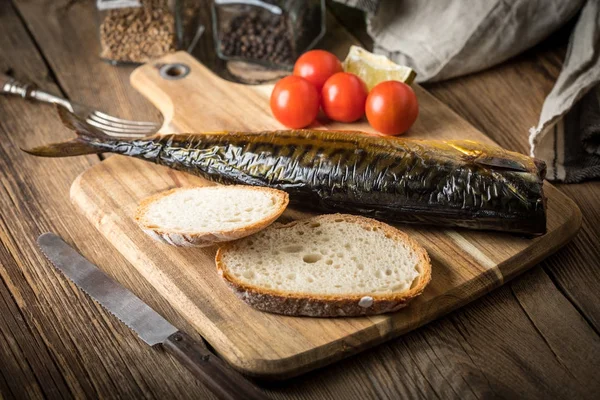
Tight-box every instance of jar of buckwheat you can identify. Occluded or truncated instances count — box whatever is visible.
[96,0,203,65]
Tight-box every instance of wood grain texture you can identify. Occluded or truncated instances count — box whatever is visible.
[163,331,265,400]
[12,0,162,125]
[0,1,216,398]
[68,51,580,378]
[3,0,600,398]
[422,24,600,334]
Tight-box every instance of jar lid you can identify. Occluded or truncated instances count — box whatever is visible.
[97,0,142,11]
[214,0,283,15]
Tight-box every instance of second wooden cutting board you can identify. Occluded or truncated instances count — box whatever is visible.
[70,52,581,378]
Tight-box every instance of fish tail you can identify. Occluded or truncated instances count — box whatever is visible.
[21,105,113,157]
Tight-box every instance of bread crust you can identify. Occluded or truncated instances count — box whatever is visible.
[216,214,432,317]
[135,185,289,247]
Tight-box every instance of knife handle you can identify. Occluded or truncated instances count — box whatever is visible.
[164,331,265,400]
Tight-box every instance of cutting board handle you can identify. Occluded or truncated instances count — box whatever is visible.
[130,51,278,133]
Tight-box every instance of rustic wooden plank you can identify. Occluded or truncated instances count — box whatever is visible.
[11,0,162,125]
[0,1,216,399]
[277,282,599,399]
[5,0,600,399]
[545,182,600,331]
[511,268,600,394]
[422,32,600,334]
[404,22,600,395]
[0,260,48,400]
[441,283,597,398]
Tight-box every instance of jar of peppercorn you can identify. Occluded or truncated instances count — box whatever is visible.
[96,0,204,65]
[212,0,326,70]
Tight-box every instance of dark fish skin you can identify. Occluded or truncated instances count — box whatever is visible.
[23,107,547,235]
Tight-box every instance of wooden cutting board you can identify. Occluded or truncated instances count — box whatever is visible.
[71,52,581,378]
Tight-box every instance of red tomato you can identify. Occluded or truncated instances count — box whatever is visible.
[365,81,419,135]
[321,72,368,123]
[293,50,343,91]
[270,76,320,129]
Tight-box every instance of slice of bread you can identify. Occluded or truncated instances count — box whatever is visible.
[216,214,431,317]
[135,185,289,247]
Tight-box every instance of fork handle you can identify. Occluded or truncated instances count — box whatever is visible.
[1,73,72,110]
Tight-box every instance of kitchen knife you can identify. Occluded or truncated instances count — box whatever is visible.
[37,232,264,400]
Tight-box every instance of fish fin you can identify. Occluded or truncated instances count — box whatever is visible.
[21,138,102,157]
[57,104,108,139]
[21,105,109,157]
[471,156,529,172]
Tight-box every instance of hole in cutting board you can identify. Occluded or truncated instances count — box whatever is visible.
[159,63,190,80]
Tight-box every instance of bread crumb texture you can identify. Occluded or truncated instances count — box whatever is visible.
[141,186,282,232]
[221,216,421,296]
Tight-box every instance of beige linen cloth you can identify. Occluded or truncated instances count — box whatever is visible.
[335,0,600,182]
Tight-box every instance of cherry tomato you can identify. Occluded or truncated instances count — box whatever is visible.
[365,81,419,135]
[293,50,343,91]
[321,72,368,123]
[270,76,320,129]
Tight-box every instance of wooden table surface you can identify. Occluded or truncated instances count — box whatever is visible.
[1,1,599,399]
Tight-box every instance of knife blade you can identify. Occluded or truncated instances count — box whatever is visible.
[37,232,264,400]
[38,232,178,345]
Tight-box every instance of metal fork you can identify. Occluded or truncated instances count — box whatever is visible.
[1,73,160,138]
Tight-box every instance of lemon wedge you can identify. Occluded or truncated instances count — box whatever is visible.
[342,45,416,90]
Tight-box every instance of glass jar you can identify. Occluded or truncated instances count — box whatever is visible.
[212,0,326,70]
[96,0,203,65]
